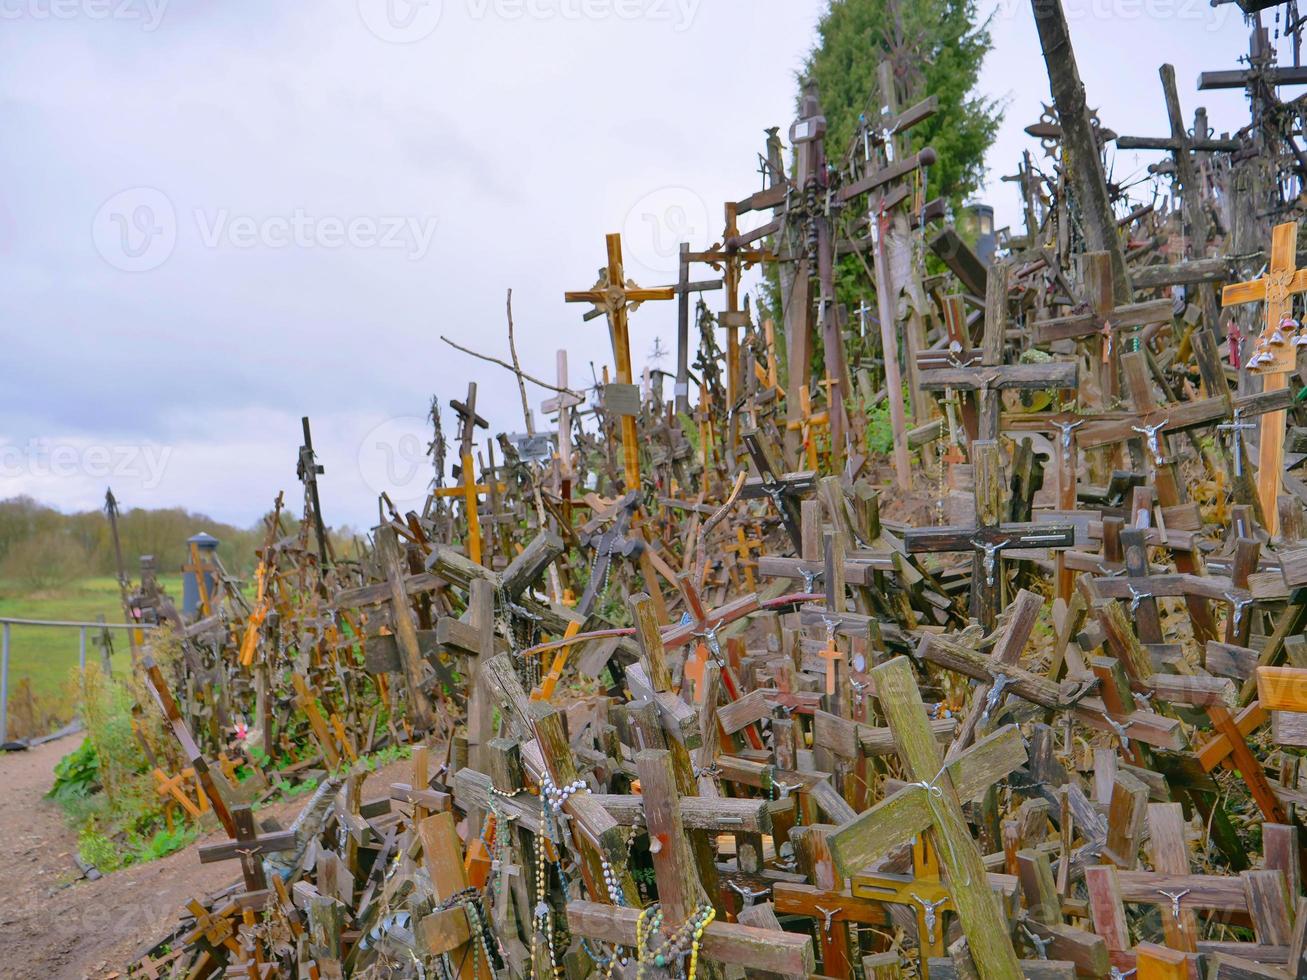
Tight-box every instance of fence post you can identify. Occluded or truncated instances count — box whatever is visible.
[1,622,10,745]
[79,626,87,674]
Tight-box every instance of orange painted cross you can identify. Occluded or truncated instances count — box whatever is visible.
[818,641,843,696]
[683,642,710,703]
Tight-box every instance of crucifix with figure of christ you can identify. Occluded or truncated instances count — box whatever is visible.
[565,232,674,493]
[1222,221,1307,537]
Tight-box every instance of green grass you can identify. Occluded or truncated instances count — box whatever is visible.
[0,575,183,724]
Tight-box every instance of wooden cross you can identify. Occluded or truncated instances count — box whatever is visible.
[673,242,724,415]
[447,382,490,564]
[1077,351,1227,639]
[1117,66,1234,331]
[685,202,772,424]
[153,766,208,821]
[435,578,496,788]
[575,490,644,618]
[296,415,330,567]
[851,836,958,971]
[827,655,1026,979]
[196,803,294,895]
[1222,221,1307,536]
[839,63,942,479]
[724,526,762,594]
[787,384,831,470]
[1031,252,1173,400]
[682,641,710,703]
[141,656,237,838]
[565,232,675,491]
[541,349,585,523]
[904,441,1074,629]
[739,429,815,552]
[375,525,437,731]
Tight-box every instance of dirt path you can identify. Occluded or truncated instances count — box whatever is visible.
[0,737,415,979]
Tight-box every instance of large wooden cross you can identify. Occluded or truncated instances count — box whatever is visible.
[1222,221,1307,536]
[827,655,1026,979]
[565,233,675,491]
[685,202,772,428]
[375,524,438,732]
[904,441,1075,629]
[672,242,724,415]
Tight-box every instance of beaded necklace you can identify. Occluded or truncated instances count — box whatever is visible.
[634,902,716,980]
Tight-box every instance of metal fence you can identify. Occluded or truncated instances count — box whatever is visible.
[0,617,158,744]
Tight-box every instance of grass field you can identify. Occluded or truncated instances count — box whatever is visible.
[0,575,184,735]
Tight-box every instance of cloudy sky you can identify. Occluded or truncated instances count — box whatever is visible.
[0,0,1287,530]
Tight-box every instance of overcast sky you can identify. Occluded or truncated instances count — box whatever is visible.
[0,0,1289,531]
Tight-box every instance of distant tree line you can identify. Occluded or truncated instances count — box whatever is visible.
[0,495,358,589]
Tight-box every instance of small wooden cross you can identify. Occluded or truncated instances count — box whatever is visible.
[374,525,436,731]
[683,641,710,704]
[685,202,773,424]
[724,525,762,594]
[565,232,675,491]
[1222,221,1307,536]
[672,241,724,414]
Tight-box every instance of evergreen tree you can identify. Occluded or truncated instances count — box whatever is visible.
[802,0,1003,213]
